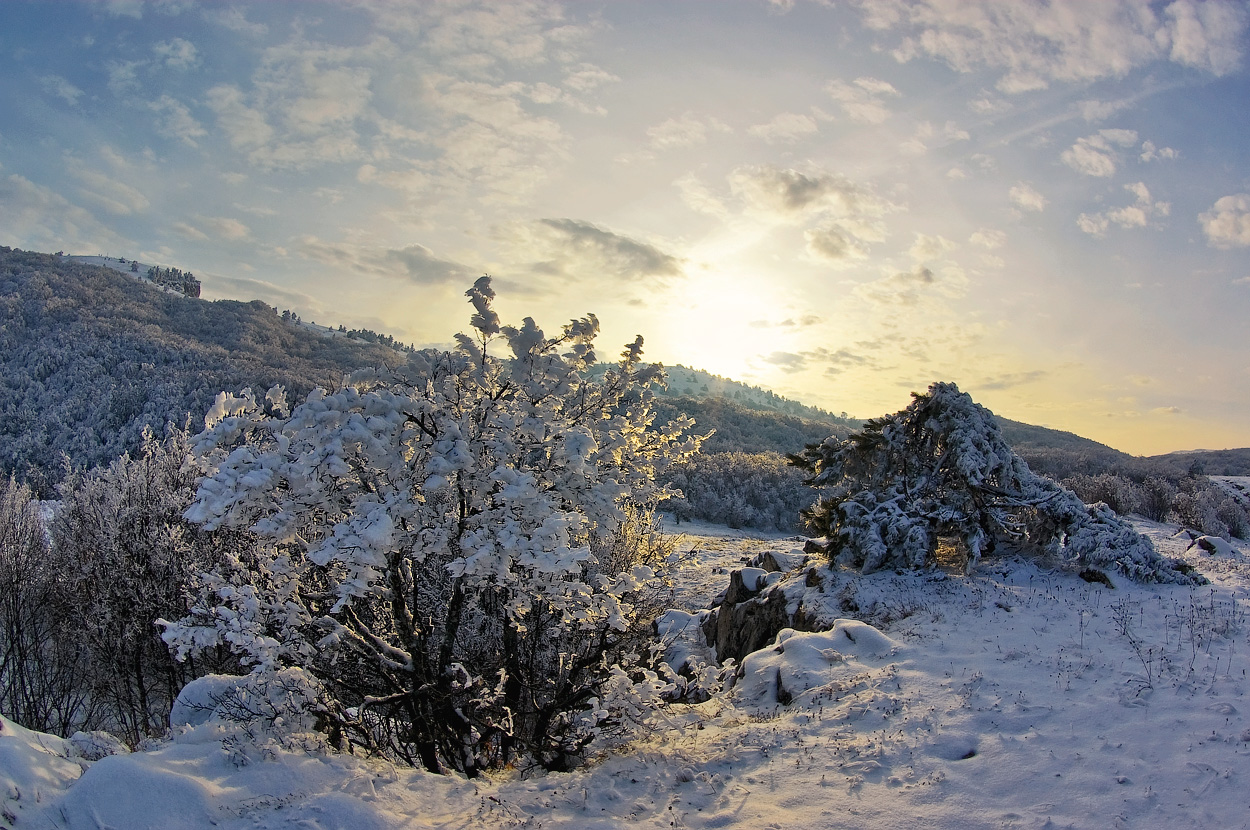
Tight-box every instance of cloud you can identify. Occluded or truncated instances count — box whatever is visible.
[1199,194,1250,248]
[749,315,823,329]
[1139,140,1178,162]
[969,228,1006,248]
[761,351,809,373]
[1077,181,1170,237]
[203,6,268,36]
[67,159,151,216]
[204,39,375,170]
[760,346,875,376]
[298,236,473,284]
[902,120,969,155]
[153,37,199,69]
[1078,98,1132,122]
[1164,0,1246,74]
[826,76,900,124]
[730,165,883,217]
[148,95,206,146]
[201,216,251,240]
[40,75,84,106]
[857,0,1247,92]
[1060,129,1138,177]
[1008,182,1047,212]
[563,63,619,92]
[646,113,731,149]
[804,226,869,263]
[526,219,683,282]
[172,221,209,241]
[0,174,129,251]
[173,216,251,241]
[747,112,820,144]
[908,233,955,262]
[728,165,893,263]
[977,370,1048,391]
[853,263,968,307]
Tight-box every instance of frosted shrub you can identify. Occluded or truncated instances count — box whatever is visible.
[163,277,703,775]
[790,382,1202,584]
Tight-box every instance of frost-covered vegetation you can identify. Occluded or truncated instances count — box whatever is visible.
[163,277,703,775]
[790,382,1203,583]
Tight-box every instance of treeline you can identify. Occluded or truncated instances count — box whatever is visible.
[0,429,241,745]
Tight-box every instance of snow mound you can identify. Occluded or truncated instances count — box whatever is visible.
[1193,535,1237,556]
[734,621,904,709]
[0,716,85,825]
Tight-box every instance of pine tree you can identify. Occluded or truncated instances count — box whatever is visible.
[789,382,1201,583]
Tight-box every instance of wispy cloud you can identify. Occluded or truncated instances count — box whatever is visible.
[826,76,900,124]
[523,219,683,283]
[298,237,473,285]
[858,0,1247,92]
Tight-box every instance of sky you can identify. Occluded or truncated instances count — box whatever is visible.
[1,0,1248,456]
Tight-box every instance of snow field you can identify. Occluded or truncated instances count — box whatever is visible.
[2,520,1249,828]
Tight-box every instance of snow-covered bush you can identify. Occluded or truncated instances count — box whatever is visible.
[790,382,1201,584]
[163,277,703,775]
[51,427,242,746]
[0,477,95,735]
[664,451,813,531]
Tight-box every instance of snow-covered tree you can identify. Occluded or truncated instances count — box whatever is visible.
[163,277,704,774]
[52,426,241,746]
[789,382,1201,583]
[0,476,96,735]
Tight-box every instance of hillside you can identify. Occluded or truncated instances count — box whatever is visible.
[3,247,1244,493]
[0,247,408,492]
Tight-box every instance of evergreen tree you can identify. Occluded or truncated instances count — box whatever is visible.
[789,382,1200,583]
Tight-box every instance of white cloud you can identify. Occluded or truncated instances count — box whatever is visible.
[201,216,251,240]
[68,158,151,216]
[747,112,820,144]
[908,233,955,262]
[646,113,731,149]
[153,37,199,69]
[563,63,619,92]
[203,6,268,36]
[826,76,900,124]
[1079,98,1132,122]
[1164,0,1247,75]
[969,228,1006,248]
[39,75,83,106]
[1060,129,1138,177]
[1077,181,1170,237]
[148,95,206,146]
[1139,140,1178,161]
[1199,194,1250,248]
[0,174,128,251]
[1009,182,1047,212]
[853,263,968,307]
[858,0,1247,91]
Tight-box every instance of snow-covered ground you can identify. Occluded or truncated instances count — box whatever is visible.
[4,520,1250,829]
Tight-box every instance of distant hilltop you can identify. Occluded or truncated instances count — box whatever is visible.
[64,254,200,298]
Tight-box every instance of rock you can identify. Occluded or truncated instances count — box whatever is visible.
[702,568,826,664]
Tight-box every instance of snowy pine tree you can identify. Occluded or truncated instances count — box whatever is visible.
[790,382,1201,583]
